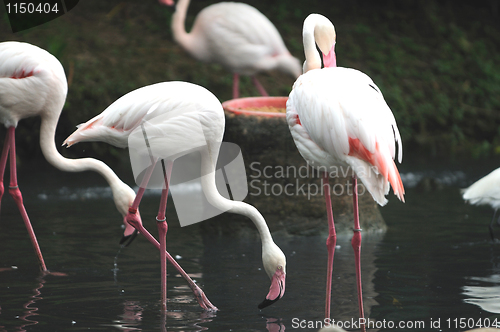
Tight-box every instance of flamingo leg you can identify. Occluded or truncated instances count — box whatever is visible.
[322,173,336,320]
[135,220,218,311]
[251,76,269,97]
[157,198,168,310]
[232,73,240,99]
[156,160,172,311]
[5,127,48,272]
[125,162,218,311]
[351,176,365,332]
[0,128,12,213]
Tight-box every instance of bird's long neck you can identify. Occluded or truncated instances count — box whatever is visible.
[302,23,321,72]
[171,0,195,53]
[39,111,129,212]
[199,147,274,245]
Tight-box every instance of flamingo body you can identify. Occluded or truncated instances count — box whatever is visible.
[65,81,223,150]
[65,81,287,310]
[0,41,141,271]
[287,66,404,206]
[0,41,67,128]
[463,168,500,209]
[168,0,301,98]
[462,167,500,240]
[179,2,300,76]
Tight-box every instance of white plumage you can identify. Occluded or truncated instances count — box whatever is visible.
[287,66,404,206]
[0,41,67,128]
[166,0,302,98]
[0,41,141,271]
[65,81,287,310]
[462,167,500,240]
[286,13,405,323]
[463,168,500,209]
[65,82,223,151]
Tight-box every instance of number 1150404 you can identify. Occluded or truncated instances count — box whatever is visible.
[6,2,59,14]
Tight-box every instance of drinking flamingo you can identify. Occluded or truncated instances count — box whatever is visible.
[286,14,405,327]
[64,81,287,311]
[0,41,140,272]
[159,0,301,98]
[462,167,500,240]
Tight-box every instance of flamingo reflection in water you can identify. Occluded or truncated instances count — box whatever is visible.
[0,268,46,332]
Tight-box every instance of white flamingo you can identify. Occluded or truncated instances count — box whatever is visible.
[0,41,140,272]
[160,0,302,98]
[286,14,405,327]
[64,81,287,311]
[462,167,500,240]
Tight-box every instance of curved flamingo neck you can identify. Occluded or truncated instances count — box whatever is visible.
[171,0,196,54]
[39,110,132,217]
[199,148,274,245]
[302,19,322,72]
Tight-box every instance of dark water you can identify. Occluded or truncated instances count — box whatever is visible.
[1,158,500,332]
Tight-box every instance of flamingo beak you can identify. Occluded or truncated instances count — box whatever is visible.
[119,215,140,247]
[322,42,337,68]
[258,267,286,309]
[120,229,138,247]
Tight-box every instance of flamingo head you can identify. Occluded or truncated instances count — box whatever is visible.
[312,15,336,68]
[302,14,337,71]
[158,0,174,6]
[110,182,142,247]
[258,242,287,309]
[119,211,141,247]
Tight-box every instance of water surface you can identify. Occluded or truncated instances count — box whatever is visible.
[1,158,500,331]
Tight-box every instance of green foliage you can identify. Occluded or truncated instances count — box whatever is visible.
[0,0,499,163]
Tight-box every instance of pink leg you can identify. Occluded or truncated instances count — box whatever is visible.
[323,173,336,320]
[125,162,217,311]
[351,176,365,332]
[6,127,47,272]
[232,73,240,99]
[0,129,12,213]
[251,76,269,97]
[157,201,168,311]
[156,160,173,311]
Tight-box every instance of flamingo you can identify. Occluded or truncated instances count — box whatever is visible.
[462,167,500,240]
[286,14,405,327]
[64,81,287,311]
[159,0,302,99]
[0,41,141,273]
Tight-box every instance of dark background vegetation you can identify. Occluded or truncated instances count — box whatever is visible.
[1,0,499,168]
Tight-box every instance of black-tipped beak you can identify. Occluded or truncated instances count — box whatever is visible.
[258,267,286,309]
[258,297,281,309]
[120,229,138,247]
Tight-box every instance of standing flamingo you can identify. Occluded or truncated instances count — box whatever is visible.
[462,167,500,240]
[0,41,141,272]
[159,0,301,99]
[64,81,287,311]
[286,14,405,327]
